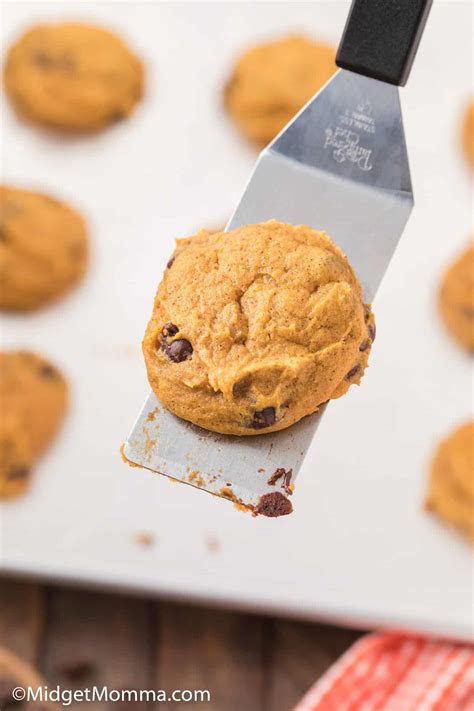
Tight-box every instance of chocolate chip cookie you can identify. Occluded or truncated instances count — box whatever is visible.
[143,221,374,436]
[0,186,89,311]
[462,99,474,168]
[4,22,144,131]
[438,241,474,352]
[0,646,54,710]
[224,34,336,145]
[426,421,474,542]
[0,351,68,498]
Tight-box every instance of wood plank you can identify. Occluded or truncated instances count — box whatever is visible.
[154,602,265,711]
[0,579,44,664]
[40,586,154,711]
[266,620,361,711]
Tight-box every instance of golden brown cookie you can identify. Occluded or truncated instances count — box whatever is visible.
[0,186,89,311]
[143,220,374,436]
[0,646,56,709]
[224,34,336,146]
[4,22,144,131]
[0,351,68,498]
[426,421,474,542]
[438,241,474,352]
[461,99,474,168]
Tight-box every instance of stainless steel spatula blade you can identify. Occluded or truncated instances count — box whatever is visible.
[124,0,432,513]
[228,70,413,304]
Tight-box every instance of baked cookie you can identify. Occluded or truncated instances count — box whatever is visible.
[224,34,336,145]
[143,221,375,436]
[461,99,474,168]
[4,22,144,131]
[0,351,68,498]
[0,186,89,311]
[0,646,55,709]
[438,241,474,352]
[426,421,474,542]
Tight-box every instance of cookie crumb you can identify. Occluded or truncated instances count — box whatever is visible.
[205,535,220,553]
[133,531,155,547]
[119,443,140,467]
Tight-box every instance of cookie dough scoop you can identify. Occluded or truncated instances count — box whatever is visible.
[124,0,432,515]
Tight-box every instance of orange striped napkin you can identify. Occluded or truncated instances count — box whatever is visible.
[293,633,474,711]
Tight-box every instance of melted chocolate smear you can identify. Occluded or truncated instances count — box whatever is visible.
[252,407,276,429]
[166,257,175,269]
[359,339,370,352]
[267,467,293,495]
[256,492,293,517]
[368,323,376,341]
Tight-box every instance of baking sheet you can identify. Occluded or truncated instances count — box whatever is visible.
[1,1,473,641]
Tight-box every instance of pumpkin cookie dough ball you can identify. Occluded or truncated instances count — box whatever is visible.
[0,646,56,710]
[0,351,68,498]
[4,22,144,131]
[224,34,336,145]
[461,99,474,168]
[438,241,474,352]
[426,421,474,543]
[143,221,374,436]
[0,186,89,311]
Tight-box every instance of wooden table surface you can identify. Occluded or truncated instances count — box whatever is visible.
[0,578,362,710]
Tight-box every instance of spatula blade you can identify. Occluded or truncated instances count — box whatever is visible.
[124,70,413,512]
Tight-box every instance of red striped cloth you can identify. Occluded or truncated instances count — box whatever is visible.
[293,633,474,711]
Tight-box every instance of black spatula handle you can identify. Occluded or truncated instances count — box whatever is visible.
[336,0,433,86]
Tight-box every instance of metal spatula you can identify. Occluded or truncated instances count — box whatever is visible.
[124,0,432,515]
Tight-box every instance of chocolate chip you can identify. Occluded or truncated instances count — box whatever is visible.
[368,323,376,341]
[162,322,179,338]
[33,51,54,68]
[166,257,175,269]
[39,364,57,379]
[33,51,76,71]
[359,339,370,352]
[70,242,85,259]
[256,492,293,517]
[110,111,125,123]
[346,364,361,380]
[163,339,193,363]
[252,407,276,429]
[7,466,30,481]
